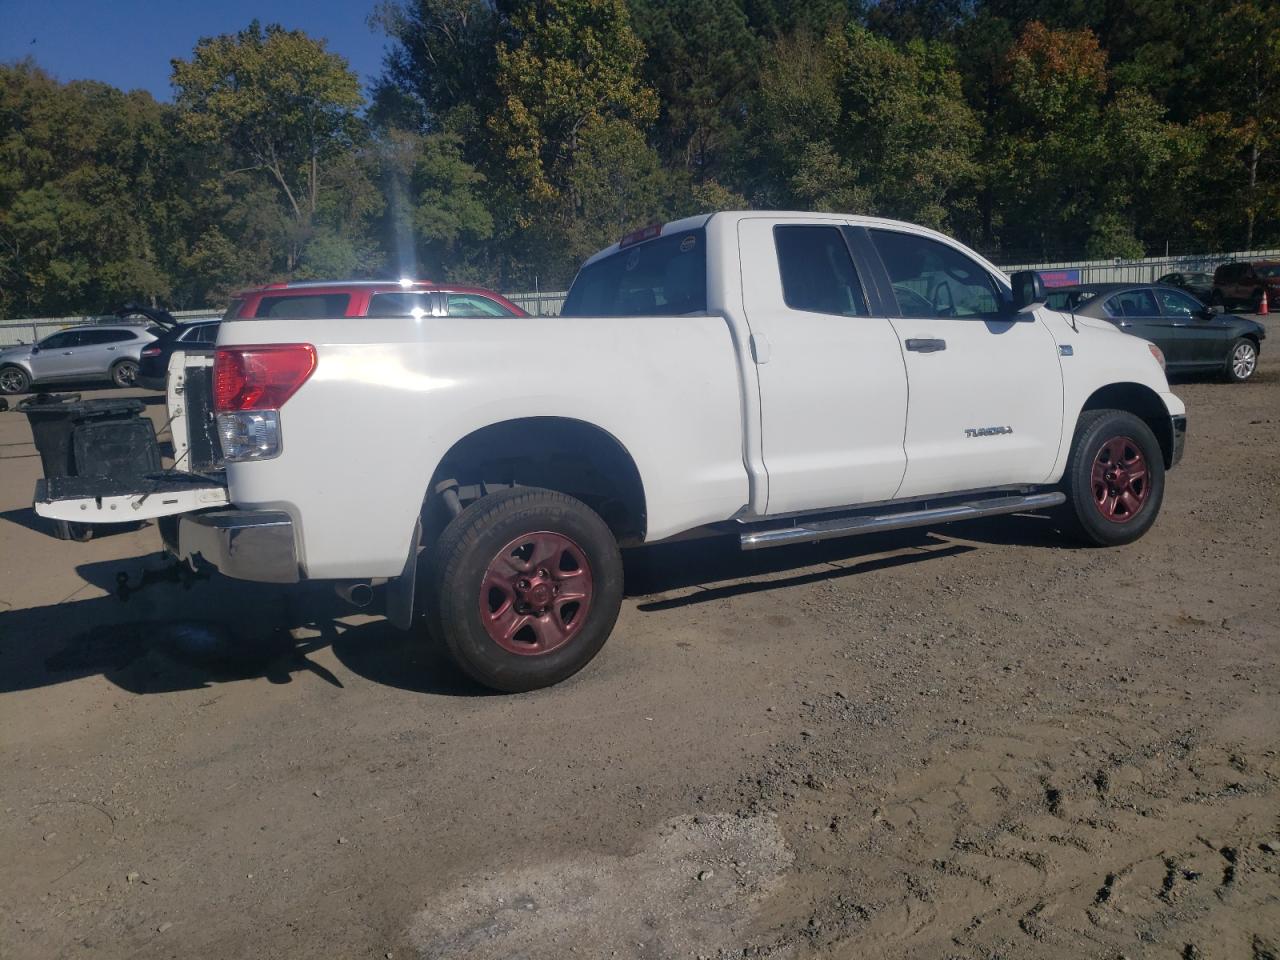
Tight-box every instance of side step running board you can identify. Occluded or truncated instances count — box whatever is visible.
[739,491,1066,551]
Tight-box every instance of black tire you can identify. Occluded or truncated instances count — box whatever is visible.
[1224,337,1258,382]
[0,365,30,395]
[1059,409,1165,547]
[426,487,623,692]
[1210,289,1225,309]
[111,359,139,388]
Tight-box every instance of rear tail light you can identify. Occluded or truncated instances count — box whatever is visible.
[214,344,316,462]
[141,345,161,357]
[214,344,316,411]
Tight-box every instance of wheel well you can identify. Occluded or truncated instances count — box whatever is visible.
[428,418,647,544]
[1081,383,1175,468]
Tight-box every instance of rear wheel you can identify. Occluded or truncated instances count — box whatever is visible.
[1210,289,1225,310]
[1225,337,1258,382]
[111,359,139,388]
[426,487,623,692]
[1060,409,1165,547]
[0,365,30,395]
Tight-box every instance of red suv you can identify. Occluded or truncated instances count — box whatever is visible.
[1211,261,1280,312]
[225,280,527,321]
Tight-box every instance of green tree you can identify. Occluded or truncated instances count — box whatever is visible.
[628,0,760,185]
[369,0,505,136]
[172,22,367,271]
[0,61,183,317]
[746,26,978,230]
[489,0,658,208]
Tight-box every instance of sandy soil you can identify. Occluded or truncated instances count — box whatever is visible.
[1,327,1277,960]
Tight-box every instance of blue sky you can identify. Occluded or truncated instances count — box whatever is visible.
[0,0,391,100]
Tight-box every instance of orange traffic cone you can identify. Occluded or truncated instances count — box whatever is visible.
[1261,289,1270,316]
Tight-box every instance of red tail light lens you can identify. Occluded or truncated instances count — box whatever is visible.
[214,344,317,411]
[141,346,161,357]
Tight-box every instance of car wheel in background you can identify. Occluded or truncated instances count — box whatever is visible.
[1059,409,1165,547]
[0,365,31,395]
[111,359,139,388]
[426,487,623,692]
[1225,338,1258,383]
[1210,290,1225,310]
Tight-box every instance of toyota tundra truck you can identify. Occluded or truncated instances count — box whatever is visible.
[35,212,1187,692]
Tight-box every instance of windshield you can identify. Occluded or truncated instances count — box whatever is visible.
[562,229,707,317]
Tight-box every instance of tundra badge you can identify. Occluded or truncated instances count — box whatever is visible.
[965,425,1014,438]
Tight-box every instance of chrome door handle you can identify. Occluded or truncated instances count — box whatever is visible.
[905,338,946,353]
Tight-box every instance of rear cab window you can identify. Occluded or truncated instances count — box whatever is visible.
[562,228,707,317]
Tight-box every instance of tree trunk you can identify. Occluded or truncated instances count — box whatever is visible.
[1245,141,1258,251]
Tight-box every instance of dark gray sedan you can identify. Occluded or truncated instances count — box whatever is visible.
[1046,283,1266,382]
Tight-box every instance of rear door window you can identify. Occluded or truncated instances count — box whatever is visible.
[253,294,350,318]
[79,329,134,345]
[562,228,707,317]
[773,225,867,316]
[446,294,515,317]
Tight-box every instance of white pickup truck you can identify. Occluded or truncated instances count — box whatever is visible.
[36,212,1186,691]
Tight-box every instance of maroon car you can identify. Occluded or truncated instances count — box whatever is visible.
[225,280,527,322]
[1211,261,1280,312]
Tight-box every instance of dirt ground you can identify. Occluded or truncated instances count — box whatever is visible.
[2,326,1278,960]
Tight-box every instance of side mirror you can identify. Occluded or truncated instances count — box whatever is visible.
[1009,270,1047,312]
[1208,304,1225,316]
[30,344,40,354]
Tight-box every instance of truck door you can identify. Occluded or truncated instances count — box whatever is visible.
[738,217,909,515]
[864,227,1064,499]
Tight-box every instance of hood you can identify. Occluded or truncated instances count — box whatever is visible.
[0,342,34,360]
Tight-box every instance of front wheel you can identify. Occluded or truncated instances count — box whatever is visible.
[426,487,623,692]
[111,359,139,388]
[0,365,31,395]
[1060,409,1165,547]
[1225,338,1258,382]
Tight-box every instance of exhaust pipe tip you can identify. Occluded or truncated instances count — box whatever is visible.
[335,580,373,608]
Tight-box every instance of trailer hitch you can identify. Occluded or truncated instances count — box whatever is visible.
[115,559,210,601]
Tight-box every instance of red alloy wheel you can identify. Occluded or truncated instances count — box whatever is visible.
[478,531,594,656]
[1091,436,1150,523]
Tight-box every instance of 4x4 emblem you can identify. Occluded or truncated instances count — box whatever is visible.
[965,425,1013,438]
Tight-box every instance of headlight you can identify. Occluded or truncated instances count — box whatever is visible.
[1148,342,1166,371]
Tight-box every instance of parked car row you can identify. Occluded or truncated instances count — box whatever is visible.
[2,260,1269,397]
[1,282,527,395]
[1045,283,1266,382]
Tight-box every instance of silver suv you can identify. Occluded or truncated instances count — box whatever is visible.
[0,322,160,395]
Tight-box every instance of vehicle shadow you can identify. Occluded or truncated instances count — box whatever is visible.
[624,510,1076,609]
[0,554,483,699]
[0,513,1071,700]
